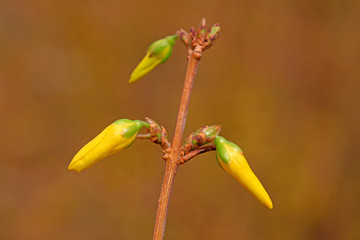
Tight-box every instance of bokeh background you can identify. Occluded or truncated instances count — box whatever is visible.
[1,0,360,239]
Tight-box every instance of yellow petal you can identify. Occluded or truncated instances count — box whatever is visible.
[129,52,161,83]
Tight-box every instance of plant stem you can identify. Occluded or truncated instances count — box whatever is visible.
[152,48,202,240]
[170,48,202,159]
[152,160,178,240]
[180,144,217,164]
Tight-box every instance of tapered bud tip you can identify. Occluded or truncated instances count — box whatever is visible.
[258,189,273,210]
[68,160,83,173]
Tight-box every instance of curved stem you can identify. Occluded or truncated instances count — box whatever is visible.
[152,48,202,240]
[179,144,217,164]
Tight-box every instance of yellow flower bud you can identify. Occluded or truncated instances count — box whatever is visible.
[68,119,147,173]
[129,35,177,83]
[215,136,273,209]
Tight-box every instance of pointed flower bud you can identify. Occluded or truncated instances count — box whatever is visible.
[68,119,148,173]
[214,136,273,209]
[129,35,177,83]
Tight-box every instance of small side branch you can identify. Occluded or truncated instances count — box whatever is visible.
[179,144,216,165]
[136,118,171,155]
[136,133,152,139]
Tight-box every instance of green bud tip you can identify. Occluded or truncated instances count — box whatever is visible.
[214,136,243,165]
[214,135,225,145]
[204,125,221,138]
[112,119,148,138]
[210,24,220,35]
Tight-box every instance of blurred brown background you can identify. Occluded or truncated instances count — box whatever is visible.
[1,0,359,239]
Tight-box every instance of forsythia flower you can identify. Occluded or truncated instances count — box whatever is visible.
[129,35,177,83]
[68,119,147,173]
[214,136,273,209]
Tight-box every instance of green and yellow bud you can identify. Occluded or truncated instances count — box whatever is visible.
[68,119,147,173]
[129,35,177,83]
[214,136,273,209]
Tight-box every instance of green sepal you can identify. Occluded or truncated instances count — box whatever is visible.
[214,136,243,165]
[214,136,231,164]
[113,119,146,138]
[215,152,224,170]
[134,120,150,129]
[148,39,169,55]
[148,35,177,62]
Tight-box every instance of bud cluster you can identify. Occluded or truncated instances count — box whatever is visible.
[145,117,171,152]
[176,18,220,51]
[181,124,221,157]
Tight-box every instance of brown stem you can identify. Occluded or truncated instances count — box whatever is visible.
[136,133,152,139]
[180,144,217,164]
[170,47,202,158]
[152,48,202,240]
[152,161,178,240]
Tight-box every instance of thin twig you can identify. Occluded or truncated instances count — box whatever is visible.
[136,133,152,139]
[152,48,202,240]
[179,144,217,165]
[169,47,202,159]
